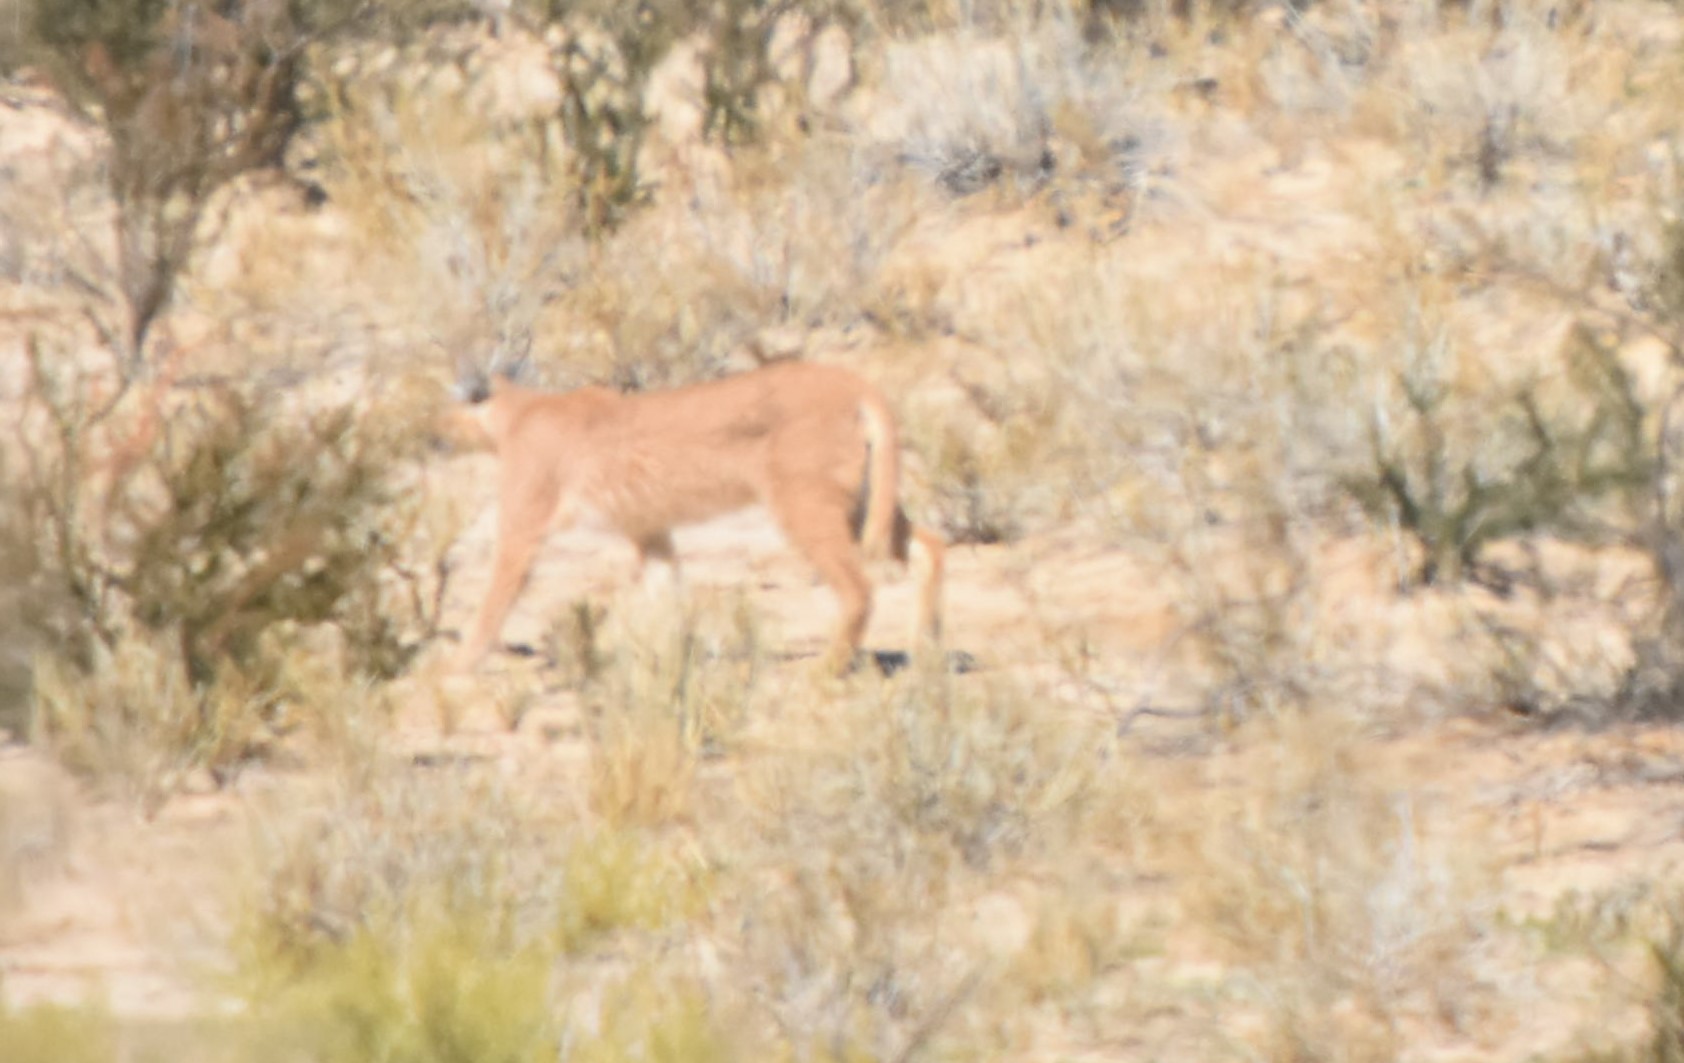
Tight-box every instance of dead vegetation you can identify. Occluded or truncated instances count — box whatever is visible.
[7,0,1684,1060]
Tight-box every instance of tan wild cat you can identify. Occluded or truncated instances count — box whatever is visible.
[446,360,945,673]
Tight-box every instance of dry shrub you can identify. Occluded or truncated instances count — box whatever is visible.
[307,52,585,370]
[561,977,731,1063]
[546,214,768,390]
[893,247,1134,543]
[958,168,1647,723]
[719,668,1133,1059]
[0,463,77,738]
[241,762,563,968]
[860,673,1103,871]
[1180,713,1497,1060]
[240,906,734,1063]
[1368,5,1606,191]
[543,0,851,157]
[862,18,1162,205]
[236,751,719,1062]
[1342,308,1647,589]
[902,215,1345,541]
[996,882,1136,1006]
[6,341,450,800]
[919,234,1355,716]
[1159,495,1324,724]
[303,3,861,384]
[30,627,266,807]
[1037,244,1365,722]
[907,396,1059,545]
[544,599,610,690]
[112,389,435,683]
[588,706,700,832]
[540,127,927,391]
[0,0,385,371]
[241,743,708,964]
[555,827,709,954]
[234,660,1142,1061]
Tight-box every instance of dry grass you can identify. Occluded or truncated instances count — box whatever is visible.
[9,0,1684,1059]
[1178,712,1499,1057]
[579,589,762,828]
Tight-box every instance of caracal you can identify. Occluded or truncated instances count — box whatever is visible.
[447,360,945,674]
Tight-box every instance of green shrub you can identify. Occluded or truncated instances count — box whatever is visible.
[247,902,557,1063]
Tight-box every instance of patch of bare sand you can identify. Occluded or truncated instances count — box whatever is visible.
[1,749,248,1018]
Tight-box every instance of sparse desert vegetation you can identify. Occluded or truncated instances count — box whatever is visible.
[8,0,1684,1059]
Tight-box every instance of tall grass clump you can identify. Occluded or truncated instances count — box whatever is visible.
[558,133,930,392]
[306,52,586,372]
[575,588,762,828]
